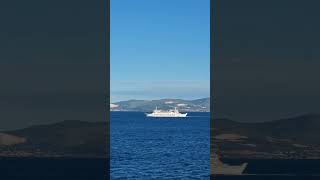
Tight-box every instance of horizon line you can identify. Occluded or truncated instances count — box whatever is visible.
[110,97,210,103]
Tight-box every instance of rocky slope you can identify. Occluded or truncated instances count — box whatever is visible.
[111,98,209,112]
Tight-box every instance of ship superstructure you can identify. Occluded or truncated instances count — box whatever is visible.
[146,107,187,117]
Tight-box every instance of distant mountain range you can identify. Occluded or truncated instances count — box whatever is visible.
[111,98,210,112]
[0,120,107,157]
[213,113,320,159]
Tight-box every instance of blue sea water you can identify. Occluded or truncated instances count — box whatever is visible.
[0,157,108,180]
[110,112,210,179]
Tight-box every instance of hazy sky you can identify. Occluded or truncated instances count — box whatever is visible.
[213,0,320,122]
[110,0,210,102]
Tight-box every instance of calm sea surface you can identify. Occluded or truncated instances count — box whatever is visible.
[0,157,108,180]
[110,112,210,179]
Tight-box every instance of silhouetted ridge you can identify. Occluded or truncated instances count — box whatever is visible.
[215,113,320,145]
[0,120,107,157]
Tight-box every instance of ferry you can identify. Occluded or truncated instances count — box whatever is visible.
[146,107,187,117]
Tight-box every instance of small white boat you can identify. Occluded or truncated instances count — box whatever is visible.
[146,107,187,117]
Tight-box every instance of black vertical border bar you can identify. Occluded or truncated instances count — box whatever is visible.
[210,0,214,175]
[210,0,214,174]
[106,0,110,178]
[107,0,110,178]
[99,0,110,178]
[210,0,220,176]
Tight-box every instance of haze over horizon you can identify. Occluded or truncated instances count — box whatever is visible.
[111,80,210,102]
[111,96,210,103]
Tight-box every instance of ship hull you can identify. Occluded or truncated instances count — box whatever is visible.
[146,113,188,117]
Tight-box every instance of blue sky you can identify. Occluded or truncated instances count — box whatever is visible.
[111,0,210,102]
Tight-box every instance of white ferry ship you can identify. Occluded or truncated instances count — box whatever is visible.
[146,107,187,117]
[212,154,247,175]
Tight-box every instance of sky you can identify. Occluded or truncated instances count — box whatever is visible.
[110,0,210,102]
[213,0,320,122]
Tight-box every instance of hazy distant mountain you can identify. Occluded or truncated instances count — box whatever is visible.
[213,114,320,159]
[111,98,209,112]
[0,120,107,157]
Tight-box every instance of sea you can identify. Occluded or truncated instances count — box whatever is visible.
[0,157,108,180]
[212,159,320,180]
[110,111,210,179]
